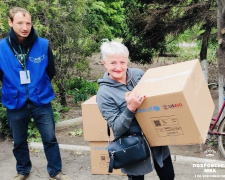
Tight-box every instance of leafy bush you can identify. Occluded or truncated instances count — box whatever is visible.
[0,105,9,137]
[68,124,83,137]
[28,118,41,142]
[73,92,88,103]
[66,77,99,103]
[165,23,217,63]
[52,100,66,124]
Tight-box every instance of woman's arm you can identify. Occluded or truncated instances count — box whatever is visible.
[97,89,145,138]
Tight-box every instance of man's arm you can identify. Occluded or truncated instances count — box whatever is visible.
[0,69,3,82]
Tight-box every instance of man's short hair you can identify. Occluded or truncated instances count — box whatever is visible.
[8,7,31,21]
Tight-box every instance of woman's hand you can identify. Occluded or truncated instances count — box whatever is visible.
[125,91,146,112]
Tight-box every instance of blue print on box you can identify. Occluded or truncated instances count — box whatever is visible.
[138,106,160,113]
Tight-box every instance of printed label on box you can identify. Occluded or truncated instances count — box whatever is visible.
[151,115,179,127]
[100,154,110,168]
[150,116,184,137]
[155,126,183,137]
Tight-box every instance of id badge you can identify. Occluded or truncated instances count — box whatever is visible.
[20,70,31,84]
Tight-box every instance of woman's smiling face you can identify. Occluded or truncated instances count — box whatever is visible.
[103,55,128,84]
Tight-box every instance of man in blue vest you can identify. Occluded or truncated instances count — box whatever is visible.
[0,7,71,180]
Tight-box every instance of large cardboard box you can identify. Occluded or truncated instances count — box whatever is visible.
[82,97,121,175]
[133,60,215,146]
[90,141,125,175]
[82,96,114,141]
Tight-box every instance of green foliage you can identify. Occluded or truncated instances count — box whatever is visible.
[73,93,88,103]
[179,46,199,61]
[66,77,98,103]
[75,59,91,79]
[86,0,125,41]
[207,43,217,63]
[123,0,217,64]
[27,119,41,142]
[0,105,9,137]
[164,23,217,63]
[68,126,83,137]
[52,101,63,124]
[0,2,9,38]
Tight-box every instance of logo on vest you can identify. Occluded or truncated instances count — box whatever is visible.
[29,55,45,63]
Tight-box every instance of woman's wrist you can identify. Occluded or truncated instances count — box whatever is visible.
[127,106,137,113]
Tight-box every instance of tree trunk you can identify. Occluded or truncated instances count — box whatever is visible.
[200,24,211,61]
[58,82,67,106]
[54,51,68,107]
[200,23,212,83]
[216,0,225,122]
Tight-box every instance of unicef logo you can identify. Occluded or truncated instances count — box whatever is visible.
[153,106,160,111]
[138,106,160,113]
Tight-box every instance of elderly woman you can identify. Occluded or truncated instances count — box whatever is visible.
[96,41,175,180]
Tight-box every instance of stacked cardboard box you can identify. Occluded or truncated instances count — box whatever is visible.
[82,96,124,175]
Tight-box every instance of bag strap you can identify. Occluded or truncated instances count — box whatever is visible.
[107,124,110,137]
[130,76,137,87]
[107,124,111,144]
[107,76,138,173]
[107,76,137,140]
[108,152,114,173]
[107,124,114,173]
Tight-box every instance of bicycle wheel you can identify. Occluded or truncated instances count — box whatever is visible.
[218,117,225,159]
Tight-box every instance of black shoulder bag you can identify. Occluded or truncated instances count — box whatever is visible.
[107,77,150,173]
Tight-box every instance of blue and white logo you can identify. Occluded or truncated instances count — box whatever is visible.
[138,106,160,113]
[29,55,45,63]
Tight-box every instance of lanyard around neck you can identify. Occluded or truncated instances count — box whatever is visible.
[19,45,28,79]
[8,37,29,79]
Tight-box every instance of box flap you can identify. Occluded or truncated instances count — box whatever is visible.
[82,95,97,104]
[133,60,198,96]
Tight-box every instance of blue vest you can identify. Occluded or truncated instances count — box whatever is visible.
[0,37,55,110]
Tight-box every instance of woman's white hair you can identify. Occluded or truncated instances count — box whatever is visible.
[100,41,129,61]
